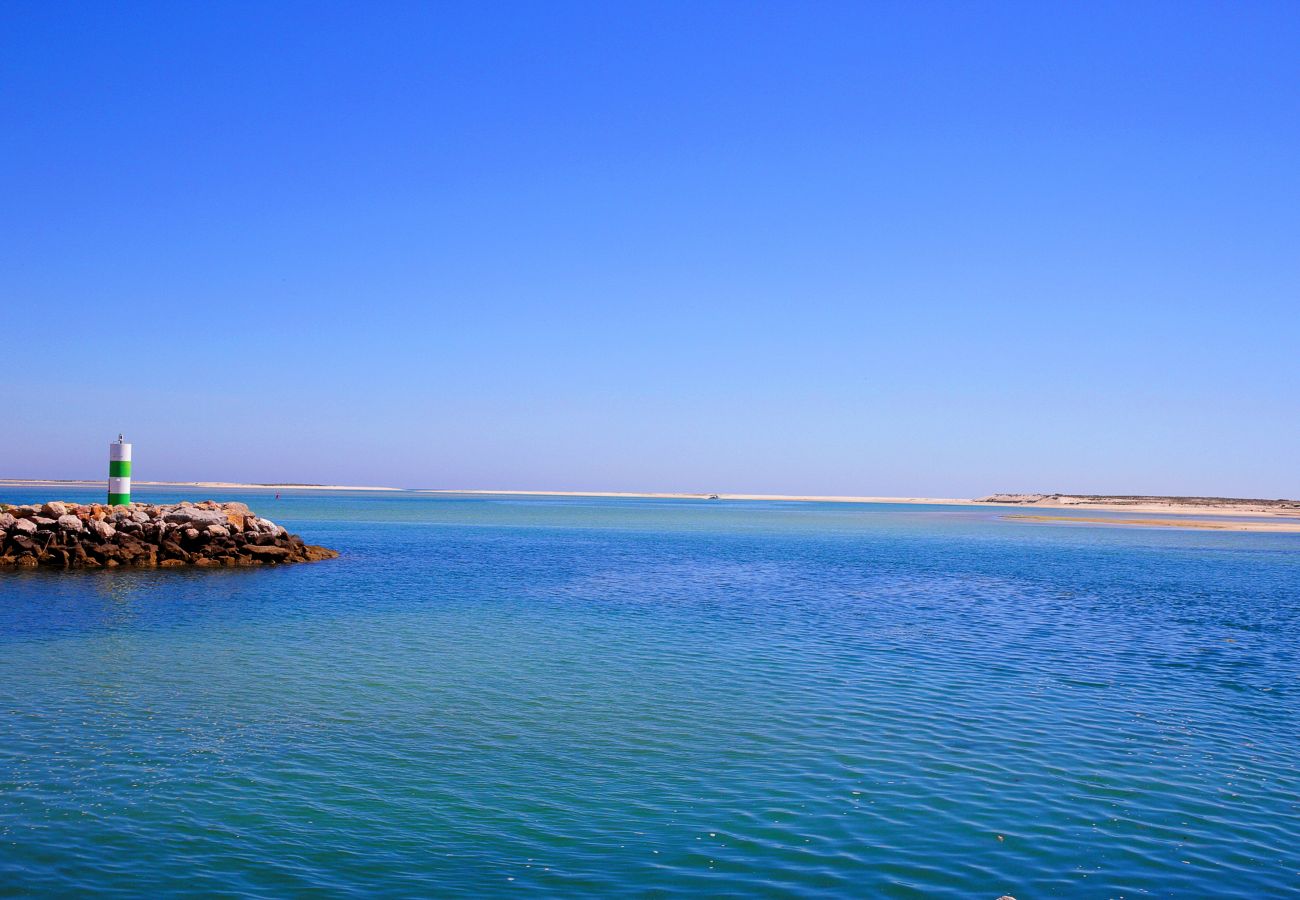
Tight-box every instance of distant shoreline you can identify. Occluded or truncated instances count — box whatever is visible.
[4,480,1298,526]
[0,479,402,492]
[415,489,1300,522]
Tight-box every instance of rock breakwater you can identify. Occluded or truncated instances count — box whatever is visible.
[0,500,338,569]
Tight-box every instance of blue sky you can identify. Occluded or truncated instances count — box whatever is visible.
[3,2,1297,496]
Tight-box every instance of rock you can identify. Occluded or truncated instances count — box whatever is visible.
[163,508,227,528]
[244,544,291,561]
[41,547,68,567]
[2,500,335,569]
[160,541,190,563]
[10,535,36,553]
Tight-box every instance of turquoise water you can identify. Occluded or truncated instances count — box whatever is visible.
[2,488,1299,897]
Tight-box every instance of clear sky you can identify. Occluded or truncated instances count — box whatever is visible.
[3,2,1298,496]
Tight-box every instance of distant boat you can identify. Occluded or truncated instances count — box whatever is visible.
[707,494,720,500]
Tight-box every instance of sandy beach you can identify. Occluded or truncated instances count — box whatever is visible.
[1004,514,1300,534]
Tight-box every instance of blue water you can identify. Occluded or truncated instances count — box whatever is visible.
[2,487,1299,897]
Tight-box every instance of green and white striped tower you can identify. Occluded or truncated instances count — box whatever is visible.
[108,434,132,505]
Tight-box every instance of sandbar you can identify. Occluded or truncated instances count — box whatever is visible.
[1005,514,1300,533]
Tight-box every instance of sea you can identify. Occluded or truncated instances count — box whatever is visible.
[2,486,1298,897]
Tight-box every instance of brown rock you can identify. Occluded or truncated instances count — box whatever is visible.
[41,547,68,567]
[10,535,36,553]
[245,544,291,561]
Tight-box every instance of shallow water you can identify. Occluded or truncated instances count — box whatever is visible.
[2,488,1298,897]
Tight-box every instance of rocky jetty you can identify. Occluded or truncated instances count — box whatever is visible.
[0,500,338,569]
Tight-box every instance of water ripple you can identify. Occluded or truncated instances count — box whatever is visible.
[2,489,1299,896]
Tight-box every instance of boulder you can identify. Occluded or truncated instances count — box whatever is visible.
[41,547,69,567]
[163,508,227,528]
[41,501,68,518]
[244,544,291,561]
[12,518,36,535]
[57,514,84,533]
[10,535,36,553]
